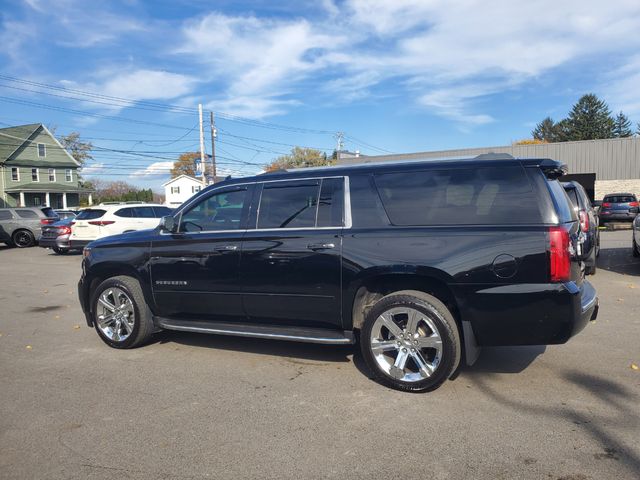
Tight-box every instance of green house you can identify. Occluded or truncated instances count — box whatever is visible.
[0,123,92,209]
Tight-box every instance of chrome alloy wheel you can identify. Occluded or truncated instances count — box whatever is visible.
[369,307,443,383]
[96,287,135,342]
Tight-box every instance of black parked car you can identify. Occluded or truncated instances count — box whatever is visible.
[562,181,599,275]
[598,193,639,222]
[78,155,598,392]
[39,218,75,254]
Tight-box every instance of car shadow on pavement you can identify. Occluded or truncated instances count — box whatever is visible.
[467,369,640,476]
[464,345,547,374]
[598,246,640,276]
[155,330,354,363]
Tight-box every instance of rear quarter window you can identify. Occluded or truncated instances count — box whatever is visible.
[547,180,577,223]
[15,209,39,219]
[76,209,106,220]
[0,210,13,220]
[373,165,542,225]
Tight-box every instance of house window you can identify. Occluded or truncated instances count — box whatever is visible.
[33,196,41,206]
[38,143,46,157]
[32,168,39,182]
[171,186,180,194]
[48,168,56,182]
[65,169,72,182]
[192,185,201,194]
[11,167,19,181]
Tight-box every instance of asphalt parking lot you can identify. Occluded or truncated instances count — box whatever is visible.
[1,231,639,480]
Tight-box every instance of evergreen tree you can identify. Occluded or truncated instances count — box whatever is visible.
[532,117,558,142]
[612,111,632,137]
[565,94,614,140]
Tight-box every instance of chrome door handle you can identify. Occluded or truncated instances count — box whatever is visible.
[214,245,238,251]
[307,243,335,251]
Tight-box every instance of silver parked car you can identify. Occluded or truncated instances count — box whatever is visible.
[0,207,59,248]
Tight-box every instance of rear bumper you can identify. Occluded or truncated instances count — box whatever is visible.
[599,212,637,221]
[70,239,93,249]
[39,235,72,250]
[464,280,598,346]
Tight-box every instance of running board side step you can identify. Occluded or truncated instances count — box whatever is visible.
[154,317,355,345]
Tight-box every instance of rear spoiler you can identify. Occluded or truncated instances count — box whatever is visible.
[538,159,568,179]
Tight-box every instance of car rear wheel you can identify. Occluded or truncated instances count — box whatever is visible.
[633,237,640,257]
[360,290,461,392]
[12,229,35,248]
[91,275,155,349]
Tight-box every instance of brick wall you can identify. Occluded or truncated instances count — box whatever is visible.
[595,179,640,201]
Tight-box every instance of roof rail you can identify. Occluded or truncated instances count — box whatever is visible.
[473,153,514,160]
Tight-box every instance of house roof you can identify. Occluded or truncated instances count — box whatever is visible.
[0,124,41,161]
[162,174,203,186]
[0,123,80,166]
[3,183,94,193]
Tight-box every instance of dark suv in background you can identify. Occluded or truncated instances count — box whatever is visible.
[598,193,639,223]
[78,155,598,392]
[562,181,599,275]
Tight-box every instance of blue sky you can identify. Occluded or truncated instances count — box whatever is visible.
[1,0,640,190]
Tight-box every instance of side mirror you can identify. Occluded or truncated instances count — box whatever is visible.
[159,215,177,233]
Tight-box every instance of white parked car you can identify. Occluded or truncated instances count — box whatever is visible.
[69,203,173,249]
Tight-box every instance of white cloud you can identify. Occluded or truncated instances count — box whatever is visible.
[603,55,640,117]
[177,13,345,118]
[130,161,174,178]
[82,163,106,175]
[60,69,197,113]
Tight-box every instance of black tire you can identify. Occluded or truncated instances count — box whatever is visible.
[12,229,35,248]
[633,237,640,258]
[360,290,461,393]
[91,275,155,349]
[584,247,597,275]
[53,247,69,254]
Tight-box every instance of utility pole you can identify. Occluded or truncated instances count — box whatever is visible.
[198,103,206,186]
[334,131,344,152]
[210,111,217,183]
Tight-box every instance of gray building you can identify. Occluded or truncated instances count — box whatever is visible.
[338,136,640,201]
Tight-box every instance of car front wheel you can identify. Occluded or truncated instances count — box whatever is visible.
[360,290,461,392]
[91,275,155,349]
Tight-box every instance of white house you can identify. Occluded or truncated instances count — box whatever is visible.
[163,175,204,207]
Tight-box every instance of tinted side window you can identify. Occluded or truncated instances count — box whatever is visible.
[565,188,579,210]
[317,178,344,227]
[76,209,106,220]
[258,182,319,229]
[374,166,541,225]
[547,179,577,223]
[604,195,636,203]
[132,207,155,218]
[153,207,173,217]
[0,211,13,220]
[114,208,133,218]
[180,188,247,232]
[16,209,39,219]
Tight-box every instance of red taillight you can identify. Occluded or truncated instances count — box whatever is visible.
[549,226,571,282]
[88,220,115,226]
[59,226,72,235]
[70,222,75,226]
[40,218,55,225]
[578,210,589,232]
[629,201,639,207]
[602,202,611,208]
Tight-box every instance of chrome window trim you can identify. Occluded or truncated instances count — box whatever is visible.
[167,175,352,235]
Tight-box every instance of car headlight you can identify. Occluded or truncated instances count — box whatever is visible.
[82,246,92,258]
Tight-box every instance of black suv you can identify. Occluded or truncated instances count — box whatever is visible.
[78,155,598,392]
